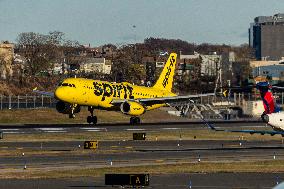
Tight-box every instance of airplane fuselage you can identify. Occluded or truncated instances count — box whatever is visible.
[266,112,284,131]
[55,78,176,112]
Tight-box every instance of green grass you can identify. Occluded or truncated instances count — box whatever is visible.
[2,160,284,179]
[0,108,185,124]
[3,127,283,142]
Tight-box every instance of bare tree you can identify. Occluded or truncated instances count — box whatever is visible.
[16,31,77,76]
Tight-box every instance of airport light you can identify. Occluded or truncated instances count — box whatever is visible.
[109,158,113,166]
[188,180,192,189]
[276,176,280,185]
[274,152,276,160]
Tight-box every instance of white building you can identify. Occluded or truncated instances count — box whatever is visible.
[179,52,221,77]
[81,58,112,74]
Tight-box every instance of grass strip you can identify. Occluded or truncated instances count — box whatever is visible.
[2,160,284,179]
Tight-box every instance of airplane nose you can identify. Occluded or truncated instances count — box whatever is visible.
[55,87,64,100]
[261,113,269,123]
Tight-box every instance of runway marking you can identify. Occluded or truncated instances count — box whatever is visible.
[35,128,67,133]
[44,131,67,133]
[36,128,65,131]
[80,127,105,130]
[80,128,106,132]
[85,130,102,132]
[3,131,26,134]
[0,129,19,131]
[126,128,146,131]
[162,128,180,130]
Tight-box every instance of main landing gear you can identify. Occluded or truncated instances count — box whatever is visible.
[69,105,76,118]
[87,106,97,124]
[69,114,75,118]
[130,117,141,125]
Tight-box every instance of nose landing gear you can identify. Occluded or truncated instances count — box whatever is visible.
[87,106,97,124]
[130,117,141,125]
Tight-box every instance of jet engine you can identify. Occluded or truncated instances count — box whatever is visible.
[56,101,80,114]
[261,113,269,123]
[120,101,145,116]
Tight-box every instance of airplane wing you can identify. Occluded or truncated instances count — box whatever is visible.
[32,88,54,97]
[202,118,284,137]
[111,93,215,106]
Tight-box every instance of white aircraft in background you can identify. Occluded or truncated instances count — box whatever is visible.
[204,81,284,136]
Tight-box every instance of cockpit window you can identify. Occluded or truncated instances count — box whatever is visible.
[61,83,69,86]
[59,83,76,88]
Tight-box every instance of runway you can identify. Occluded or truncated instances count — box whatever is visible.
[1,140,284,170]
[1,173,283,189]
[0,120,266,134]
[0,121,283,188]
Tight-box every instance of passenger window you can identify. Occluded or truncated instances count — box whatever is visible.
[61,83,69,86]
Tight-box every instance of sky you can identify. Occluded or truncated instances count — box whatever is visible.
[0,0,284,46]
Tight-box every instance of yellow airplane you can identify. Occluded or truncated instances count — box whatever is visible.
[34,53,214,124]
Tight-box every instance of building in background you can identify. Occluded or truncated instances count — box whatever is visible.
[81,57,112,74]
[250,59,284,84]
[249,13,284,60]
[0,42,14,79]
[179,52,221,77]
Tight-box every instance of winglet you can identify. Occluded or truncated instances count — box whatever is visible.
[223,90,228,97]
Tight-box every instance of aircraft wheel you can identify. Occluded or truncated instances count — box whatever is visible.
[87,116,92,124]
[130,117,140,125]
[92,116,97,125]
[69,114,75,118]
[130,117,134,125]
[135,117,141,124]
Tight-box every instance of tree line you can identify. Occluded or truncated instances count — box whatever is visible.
[8,31,254,94]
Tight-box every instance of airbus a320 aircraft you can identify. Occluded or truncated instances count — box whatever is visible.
[204,82,284,136]
[34,53,213,124]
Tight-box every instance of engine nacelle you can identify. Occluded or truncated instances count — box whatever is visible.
[56,101,80,114]
[120,101,145,116]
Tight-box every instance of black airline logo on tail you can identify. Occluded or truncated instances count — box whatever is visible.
[162,55,175,88]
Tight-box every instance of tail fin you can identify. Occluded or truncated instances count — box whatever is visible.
[153,53,177,92]
[257,82,280,114]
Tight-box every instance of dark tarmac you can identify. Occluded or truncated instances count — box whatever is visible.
[0,120,265,133]
[1,173,283,189]
[1,139,284,170]
[0,121,283,188]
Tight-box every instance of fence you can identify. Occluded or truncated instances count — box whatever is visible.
[0,95,57,110]
[198,92,284,107]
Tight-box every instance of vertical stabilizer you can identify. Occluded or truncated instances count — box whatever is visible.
[257,82,280,114]
[153,53,177,92]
